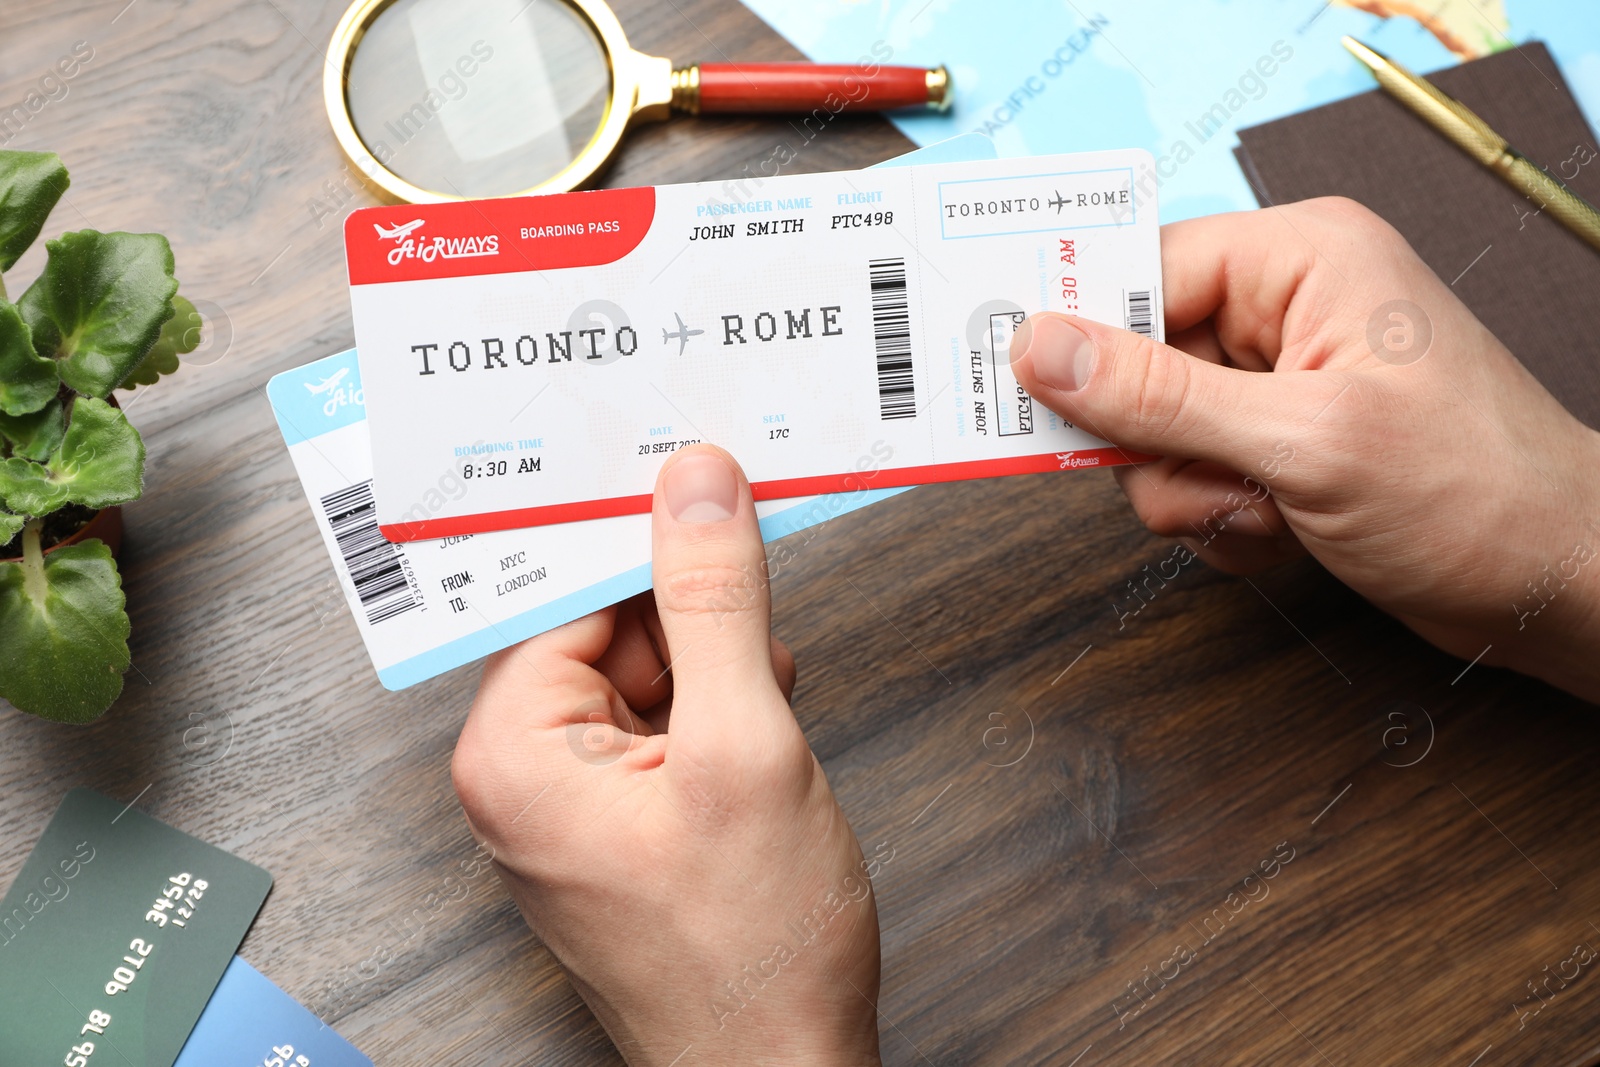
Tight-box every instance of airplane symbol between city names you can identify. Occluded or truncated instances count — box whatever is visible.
[374,219,424,241]
[662,312,704,355]
[305,367,350,396]
[1048,192,1069,214]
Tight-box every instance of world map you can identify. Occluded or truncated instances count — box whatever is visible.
[740,0,1599,221]
[1335,0,1509,58]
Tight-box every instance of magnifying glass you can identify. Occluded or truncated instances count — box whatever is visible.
[324,0,952,203]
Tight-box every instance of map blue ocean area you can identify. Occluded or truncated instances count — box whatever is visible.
[740,0,1600,223]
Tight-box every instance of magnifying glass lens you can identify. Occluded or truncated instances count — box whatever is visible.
[345,0,611,198]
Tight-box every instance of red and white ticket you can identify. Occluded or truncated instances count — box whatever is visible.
[344,149,1162,541]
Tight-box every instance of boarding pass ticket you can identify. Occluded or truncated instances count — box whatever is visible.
[271,138,984,688]
[345,148,1162,542]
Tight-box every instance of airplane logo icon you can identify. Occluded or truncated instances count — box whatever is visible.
[1048,191,1069,213]
[373,219,424,241]
[304,368,350,396]
[662,312,704,355]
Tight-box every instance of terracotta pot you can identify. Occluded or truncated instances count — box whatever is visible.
[0,505,123,563]
[1,395,128,564]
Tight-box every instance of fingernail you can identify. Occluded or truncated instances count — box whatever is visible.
[665,451,738,523]
[1012,315,1094,392]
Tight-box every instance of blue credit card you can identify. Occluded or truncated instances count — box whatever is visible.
[173,957,371,1067]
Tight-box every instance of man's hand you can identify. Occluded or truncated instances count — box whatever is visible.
[1012,197,1600,700]
[453,446,885,1066]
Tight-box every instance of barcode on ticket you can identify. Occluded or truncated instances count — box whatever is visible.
[869,257,915,420]
[1125,289,1154,337]
[319,481,422,625]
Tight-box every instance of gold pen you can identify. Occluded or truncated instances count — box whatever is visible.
[1342,35,1600,253]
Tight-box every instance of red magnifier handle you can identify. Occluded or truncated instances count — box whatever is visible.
[686,62,951,114]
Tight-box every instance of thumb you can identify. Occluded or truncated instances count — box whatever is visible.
[650,445,785,728]
[1010,312,1296,471]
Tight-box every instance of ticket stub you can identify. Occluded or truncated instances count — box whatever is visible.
[346,148,1162,541]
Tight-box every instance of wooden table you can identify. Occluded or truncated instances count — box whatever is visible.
[3,2,1598,1064]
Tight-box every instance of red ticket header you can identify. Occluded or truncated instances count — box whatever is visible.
[344,186,656,285]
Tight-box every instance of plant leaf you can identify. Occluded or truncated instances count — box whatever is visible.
[0,540,129,722]
[121,294,198,389]
[0,509,22,545]
[0,151,69,271]
[0,397,143,515]
[0,395,66,461]
[18,230,178,397]
[0,297,59,416]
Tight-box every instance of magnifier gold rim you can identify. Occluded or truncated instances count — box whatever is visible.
[324,0,655,202]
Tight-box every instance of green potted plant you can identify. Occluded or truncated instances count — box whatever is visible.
[0,150,199,723]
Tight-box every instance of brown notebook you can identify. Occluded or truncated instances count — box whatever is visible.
[1234,42,1600,429]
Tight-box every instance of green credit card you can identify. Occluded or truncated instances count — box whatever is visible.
[0,788,273,1067]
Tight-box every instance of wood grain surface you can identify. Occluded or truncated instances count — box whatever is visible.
[2,2,1598,1065]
